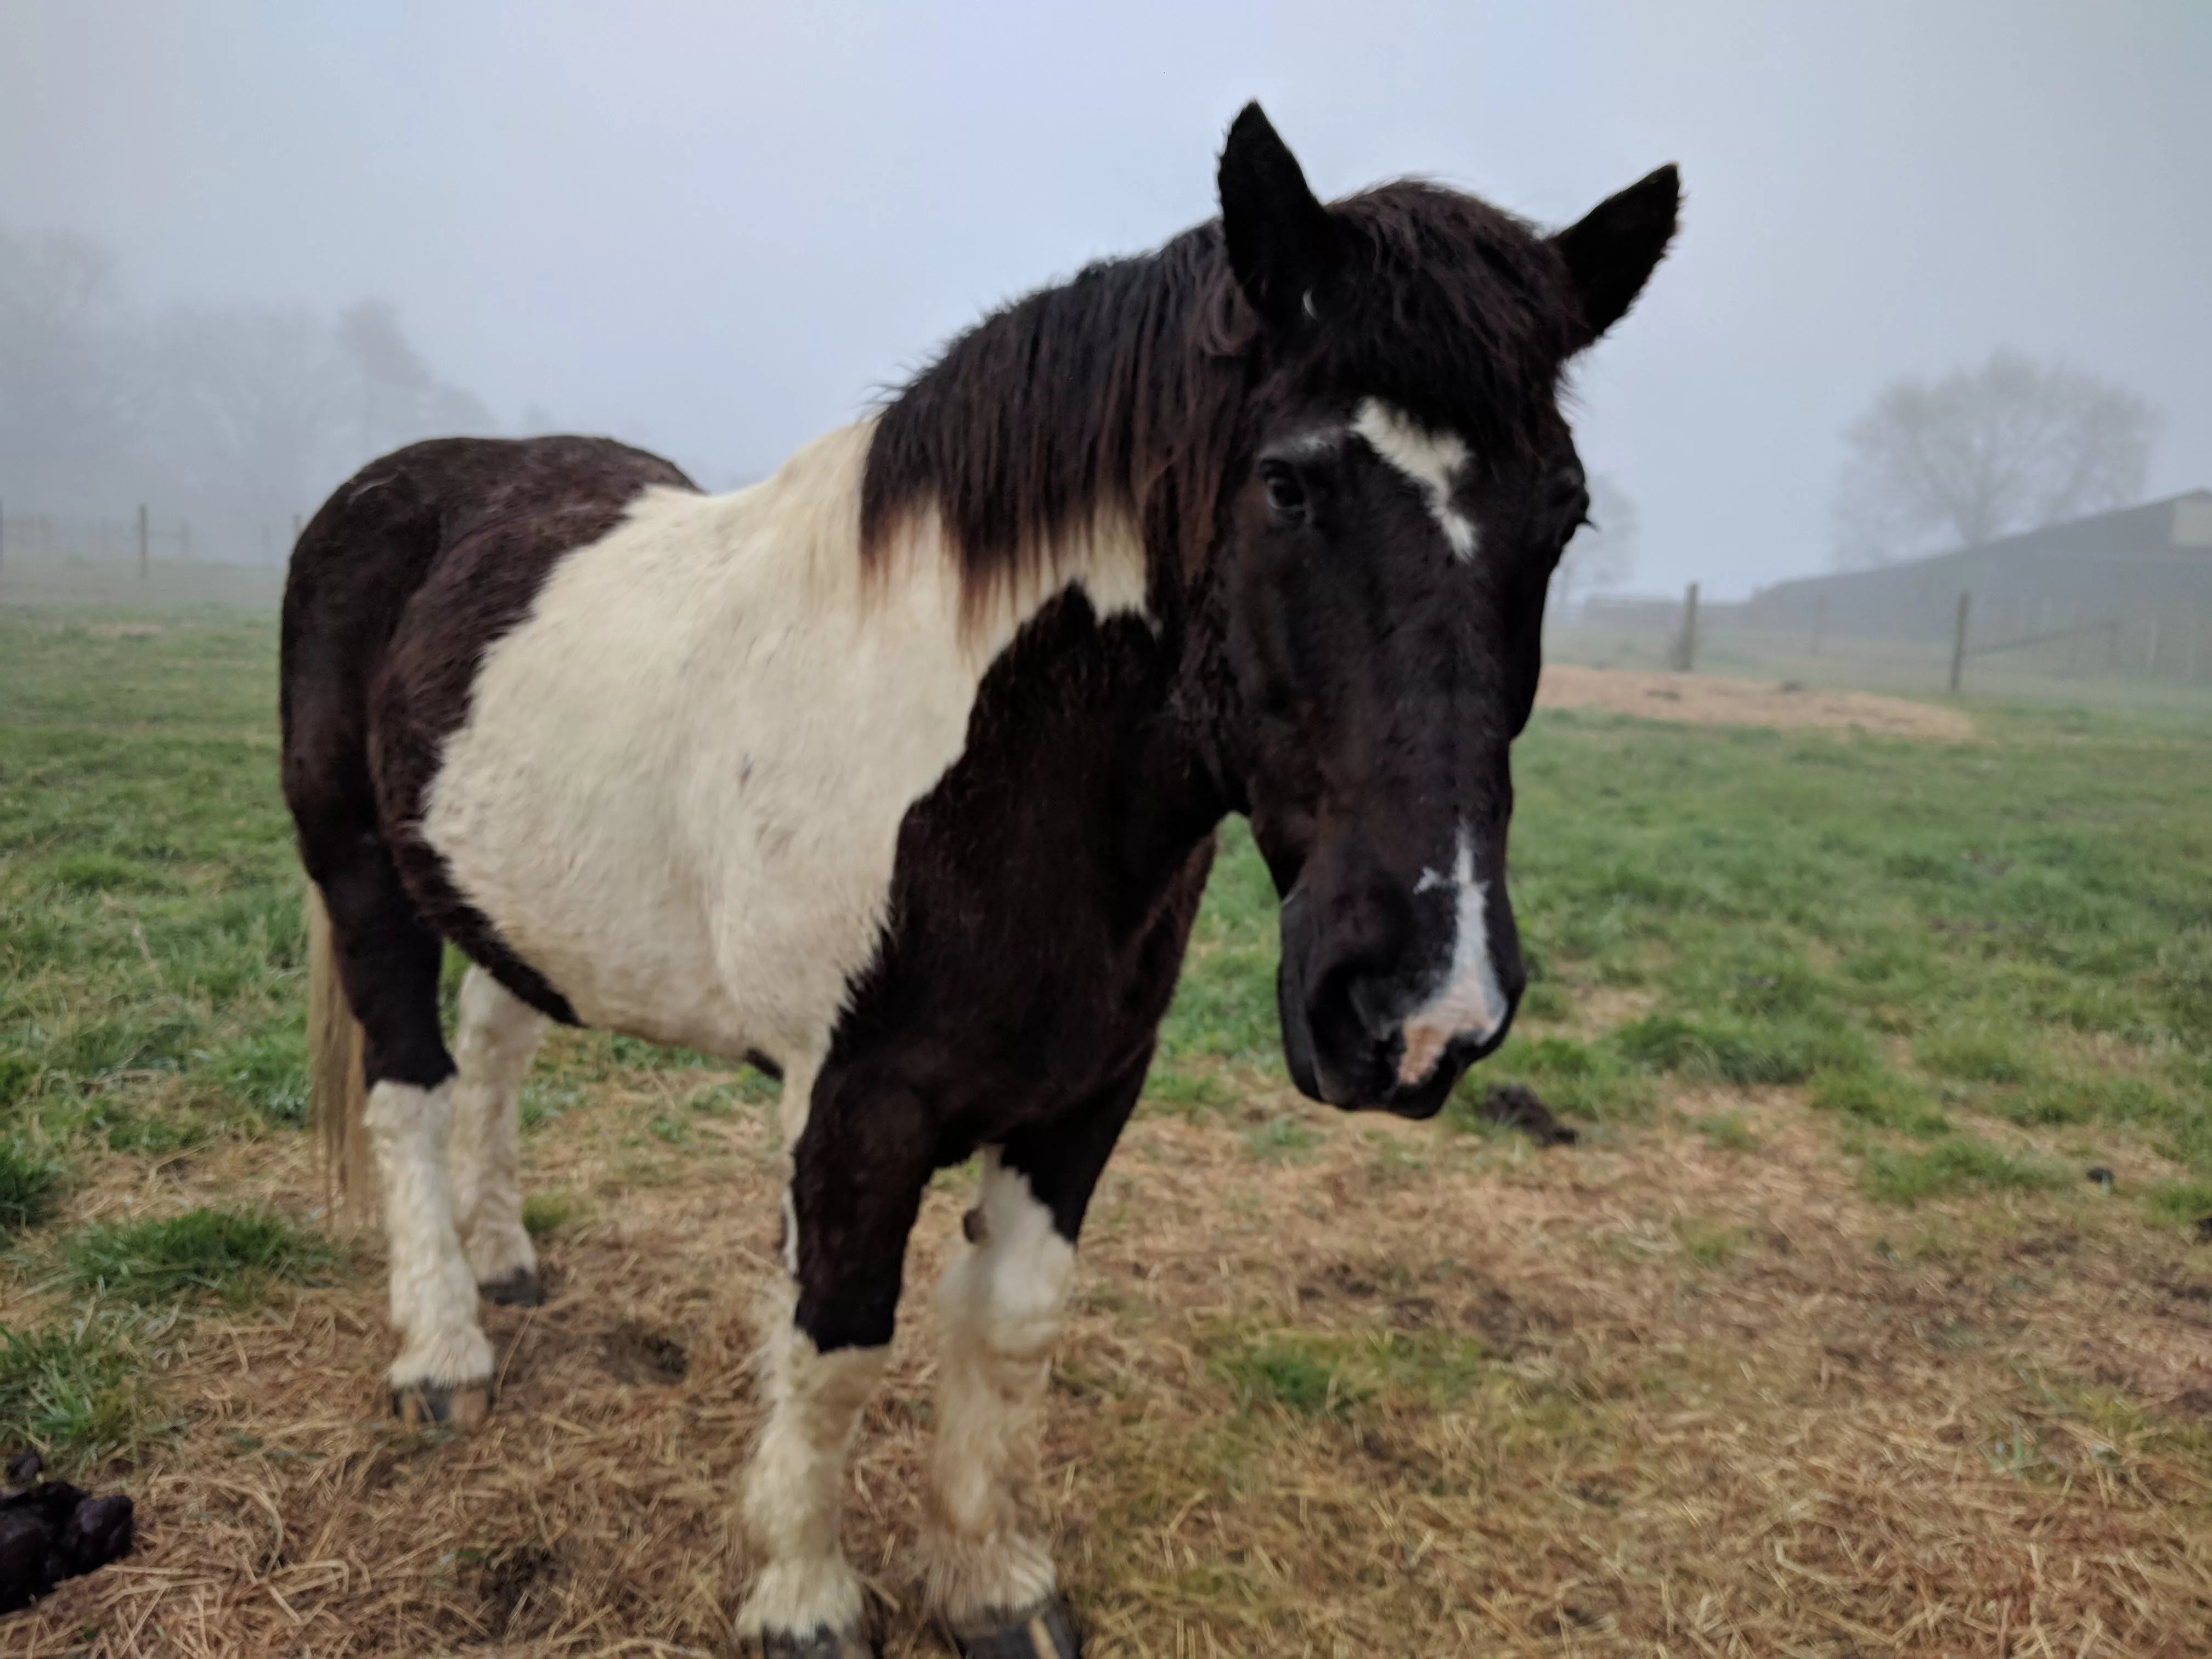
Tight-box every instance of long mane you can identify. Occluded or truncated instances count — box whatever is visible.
[859,182,1582,614]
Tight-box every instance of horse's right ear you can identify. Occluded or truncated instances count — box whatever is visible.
[1218,102,1339,336]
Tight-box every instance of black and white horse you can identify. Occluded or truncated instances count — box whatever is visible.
[280,105,1676,1658]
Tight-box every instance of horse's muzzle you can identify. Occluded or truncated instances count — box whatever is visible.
[1276,882,1522,1116]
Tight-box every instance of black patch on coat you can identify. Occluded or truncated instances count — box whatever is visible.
[788,591,1220,1352]
[281,436,697,1043]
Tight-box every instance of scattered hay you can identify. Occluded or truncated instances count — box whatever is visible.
[1538,664,1976,741]
[5,1069,2210,1655]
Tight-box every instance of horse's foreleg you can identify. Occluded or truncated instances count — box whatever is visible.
[737,1084,931,1656]
[923,1150,1074,1636]
[447,965,548,1305]
[921,1070,1143,1657]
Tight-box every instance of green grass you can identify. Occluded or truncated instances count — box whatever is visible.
[1858,1137,2061,1205]
[521,1189,587,1237]
[1677,1217,1750,1267]
[0,1140,61,1232]
[1150,698,2209,1207]
[1689,1112,1758,1152]
[60,1206,338,1305]
[2142,1178,2212,1230]
[1215,1338,1372,1418]
[0,1322,151,1469]
[1240,1114,1322,1162]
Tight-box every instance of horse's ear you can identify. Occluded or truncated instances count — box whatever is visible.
[1217,102,1339,335]
[1551,164,1680,348]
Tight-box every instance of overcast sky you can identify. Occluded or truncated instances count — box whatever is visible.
[4,1,2207,598]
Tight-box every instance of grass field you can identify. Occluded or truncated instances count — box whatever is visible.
[3,606,2211,1655]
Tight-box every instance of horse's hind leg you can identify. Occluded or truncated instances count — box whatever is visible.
[319,847,494,1426]
[448,965,548,1306]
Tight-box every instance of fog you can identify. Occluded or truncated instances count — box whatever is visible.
[3,0,2207,598]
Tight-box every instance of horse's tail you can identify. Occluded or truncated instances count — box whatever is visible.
[305,881,374,1226]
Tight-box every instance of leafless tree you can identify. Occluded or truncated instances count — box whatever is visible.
[1553,474,1637,616]
[0,228,137,508]
[1832,350,2158,566]
[0,223,497,556]
[142,304,353,520]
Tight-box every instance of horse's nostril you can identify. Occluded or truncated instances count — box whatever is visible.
[1344,975,1402,1045]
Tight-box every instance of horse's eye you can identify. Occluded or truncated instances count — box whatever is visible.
[1261,466,1307,521]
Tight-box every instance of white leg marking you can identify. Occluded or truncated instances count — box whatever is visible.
[923,1150,1076,1625]
[1399,824,1510,1085]
[737,1272,888,1640]
[1352,398,1479,558]
[448,966,548,1286]
[363,1080,494,1389]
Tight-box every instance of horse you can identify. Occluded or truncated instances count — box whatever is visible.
[280,102,1677,1658]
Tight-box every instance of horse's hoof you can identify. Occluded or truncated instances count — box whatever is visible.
[391,1381,492,1430]
[478,1267,546,1307]
[950,1595,1081,1658]
[756,1625,877,1658]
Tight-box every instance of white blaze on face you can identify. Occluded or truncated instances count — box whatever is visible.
[1398,826,1510,1086]
[1352,398,1479,559]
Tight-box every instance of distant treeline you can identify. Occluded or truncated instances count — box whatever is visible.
[0,225,497,563]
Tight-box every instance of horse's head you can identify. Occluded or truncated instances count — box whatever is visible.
[1206,105,1678,1116]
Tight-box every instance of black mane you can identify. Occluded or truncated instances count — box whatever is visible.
[860,182,1583,605]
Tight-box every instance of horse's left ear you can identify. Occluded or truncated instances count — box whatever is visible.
[1218,101,1340,335]
[1550,164,1680,348]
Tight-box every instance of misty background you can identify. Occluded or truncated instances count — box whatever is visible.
[2,1,2207,600]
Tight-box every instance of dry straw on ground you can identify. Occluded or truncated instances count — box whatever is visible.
[1536,666,1976,741]
[8,1063,2211,1657]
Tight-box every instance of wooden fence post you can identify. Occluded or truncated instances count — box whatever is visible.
[1672,582,1700,673]
[1948,591,1971,695]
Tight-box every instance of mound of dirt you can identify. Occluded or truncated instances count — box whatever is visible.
[1537,664,1974,741]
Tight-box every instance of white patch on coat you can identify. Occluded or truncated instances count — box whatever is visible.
[1352,398,1478,558]
[447,966,546,1286]
[362,1080,493,1388]
[420,417,1147,1080]
[737,1289,890,1641]
[923,1151,1074,1624]
[1397,826,1509,1086]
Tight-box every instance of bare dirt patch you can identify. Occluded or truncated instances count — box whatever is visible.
[1538,663,1976,741]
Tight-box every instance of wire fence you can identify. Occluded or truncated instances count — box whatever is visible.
[1556,584,2212,713]
[0,504,310,568]
[0,502,291,607]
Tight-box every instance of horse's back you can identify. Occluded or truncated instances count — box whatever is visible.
[281,436,696,783]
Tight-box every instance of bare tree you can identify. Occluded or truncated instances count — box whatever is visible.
[0,221,499,556]
[1833,350,2158,566]
[143,304,353,521]
[0,228,136,508]
[1553,474,1637,616]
